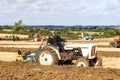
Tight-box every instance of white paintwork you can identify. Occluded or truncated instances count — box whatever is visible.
[43,44,97,60]
[64,43,96,59]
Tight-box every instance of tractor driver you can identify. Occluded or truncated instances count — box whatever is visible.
[47,32,65,53]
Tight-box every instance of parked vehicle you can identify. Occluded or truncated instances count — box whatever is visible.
[109,36,120,48]
[28,34,46,41]
[33,34,46,41]
[85,36,93,40]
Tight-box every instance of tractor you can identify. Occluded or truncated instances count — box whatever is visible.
[109,36,120,48]
[28,33,46,41]
[17,41,102,67]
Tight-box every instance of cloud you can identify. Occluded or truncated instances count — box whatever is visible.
[0,0,104,25]
[0,0,36,14]
[0,0,103,16]
[0,0,120,25]
[106,0,120,11]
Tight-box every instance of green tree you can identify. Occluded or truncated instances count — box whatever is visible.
[114,29,120,35]
[13,20,26,33]
[0,25,3,30]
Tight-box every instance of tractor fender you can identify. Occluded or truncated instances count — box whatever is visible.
[48,46,61,60]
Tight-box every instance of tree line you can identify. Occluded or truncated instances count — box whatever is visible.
[0,20,120,39]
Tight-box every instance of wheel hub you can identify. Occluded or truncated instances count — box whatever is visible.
[77,62,87,67]
[39,52,53,65]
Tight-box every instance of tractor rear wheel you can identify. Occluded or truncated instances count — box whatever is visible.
[75,58,89,67]
[37,46,59,65]
[117,42,120,47]
[109,42,117,48]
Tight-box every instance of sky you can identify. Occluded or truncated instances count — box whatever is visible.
[0,0,120,26]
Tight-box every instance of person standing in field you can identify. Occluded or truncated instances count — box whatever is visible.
[12,35,16,42]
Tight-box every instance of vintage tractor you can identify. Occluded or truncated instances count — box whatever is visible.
[109,36,120,48]
[17,41,102,67]
[28,33,46,41]
[33,34,46,41]
[37,43,102,67]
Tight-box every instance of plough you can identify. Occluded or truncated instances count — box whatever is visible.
[16,41,45,61]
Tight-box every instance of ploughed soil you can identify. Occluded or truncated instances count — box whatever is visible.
[0,50,120,80]
[0,61,120,80]
[0,39,120,80]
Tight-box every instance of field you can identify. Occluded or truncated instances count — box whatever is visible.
[0,35,120,80]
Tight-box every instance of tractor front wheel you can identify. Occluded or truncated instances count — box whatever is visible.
[90,56,102,66]
[94,56,102,66]
[75,58,89,67]
[109,42,117,48]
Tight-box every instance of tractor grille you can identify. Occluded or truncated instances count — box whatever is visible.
[91,46,96,56]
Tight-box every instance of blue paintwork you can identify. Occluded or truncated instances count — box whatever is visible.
[23,41,44,60]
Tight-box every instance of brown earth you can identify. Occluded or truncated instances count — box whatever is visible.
[0,38,120,80]
[0,61,120,80]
